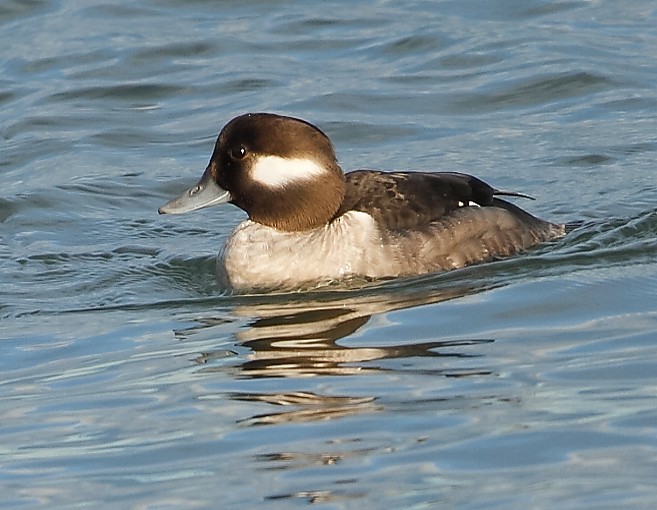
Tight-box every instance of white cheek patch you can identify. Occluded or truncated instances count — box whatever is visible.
[250,155,327,188]
[458,201,481,207]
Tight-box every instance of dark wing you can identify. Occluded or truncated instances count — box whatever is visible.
[336,170,534,231]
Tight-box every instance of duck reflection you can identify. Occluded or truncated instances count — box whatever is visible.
[231,391,382,426]
[179,278,497,426]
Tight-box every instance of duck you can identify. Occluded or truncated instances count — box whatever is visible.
[159,113,565,292]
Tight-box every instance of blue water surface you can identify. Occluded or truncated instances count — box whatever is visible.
[2,1,657,508]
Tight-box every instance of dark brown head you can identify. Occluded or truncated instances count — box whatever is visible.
[159,113,346,232]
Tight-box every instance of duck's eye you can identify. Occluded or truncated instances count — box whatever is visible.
[230,145,247,160]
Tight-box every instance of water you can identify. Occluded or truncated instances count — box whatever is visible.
[2,0,657,508]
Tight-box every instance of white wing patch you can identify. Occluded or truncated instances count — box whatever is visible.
[458,201,481,207]
[250,155,327,188]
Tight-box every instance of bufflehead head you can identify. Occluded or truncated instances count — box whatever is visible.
[159,113,346,231]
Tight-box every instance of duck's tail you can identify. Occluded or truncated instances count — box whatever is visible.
[493,189,536,201]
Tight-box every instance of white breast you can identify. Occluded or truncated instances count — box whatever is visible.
[217,211,400,292]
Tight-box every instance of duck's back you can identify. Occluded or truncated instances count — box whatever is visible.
[339,170,565,272]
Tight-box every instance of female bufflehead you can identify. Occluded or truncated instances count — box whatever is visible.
[159,113,565,292]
